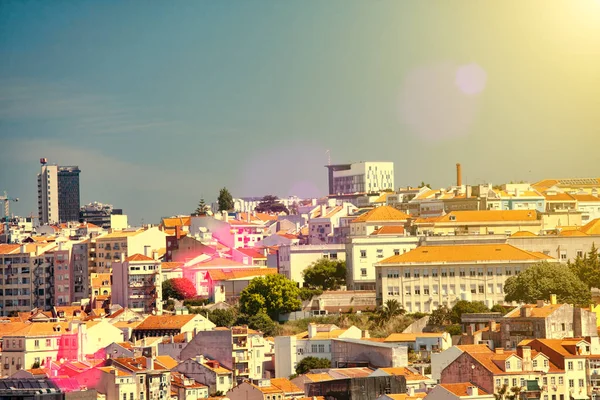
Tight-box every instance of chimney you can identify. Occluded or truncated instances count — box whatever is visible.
[144,245,150,257]
[120,253,125,263]
[20,244,26,254]
[466,185,472,198]
[537,300,545,308]
[550,294,557,305]
[145,356,154,370]
[520,306,532,317]
[362,330,370,339]
[320,204,327,217]
[521,346,532,364]
[489,320,497,332]
[175,225,182,240]
[223,211,229,222]
[58,242,63,251]
[308,323,317,338]
[467,386,479,397]
[456,163,462,187]
[407,386,415,397]
[466,325,474,336]
[495,348,504,355]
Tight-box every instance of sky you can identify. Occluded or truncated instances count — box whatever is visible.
[1,0,599,224]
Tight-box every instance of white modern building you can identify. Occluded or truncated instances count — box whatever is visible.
[277,244,346,286]
[37,158,81,224]
[326,162,394,195]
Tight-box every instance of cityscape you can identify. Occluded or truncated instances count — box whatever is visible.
[1,1,600,400]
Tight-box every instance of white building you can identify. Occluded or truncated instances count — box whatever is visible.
[375,244,556,312]
[94,226,167,270]
[277,244,346,286]
[346,234,419,291]
[326,162,394,195]
[274,323,363,378]
[37,163,59,225]
[111,253,163,315]
[424,383,494,400]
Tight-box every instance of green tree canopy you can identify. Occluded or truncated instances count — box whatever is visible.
[302,259,346,290]
[217,187,234,212]
[255,195,289,214]
[504,261,591,306]
[450,301,490,324]
[247,312,279,336]
[374,299,406,326]
[208,308,237,327]
[295,357,331,375]
[429,305,453,326]
[239,274,301,320]
[568,244,600,289]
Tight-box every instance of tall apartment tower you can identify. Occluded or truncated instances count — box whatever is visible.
[37,158,81,224]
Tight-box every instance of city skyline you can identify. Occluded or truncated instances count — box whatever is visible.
[1,1,600,223]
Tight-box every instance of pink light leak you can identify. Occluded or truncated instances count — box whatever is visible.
[455,63,487,95]
[398,62,485,142]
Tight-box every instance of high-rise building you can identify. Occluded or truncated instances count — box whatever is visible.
[37,158,81,224]
[79,201,124,229]
[325,161,394,195]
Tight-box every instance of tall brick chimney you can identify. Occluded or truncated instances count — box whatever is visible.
[456,163,462,187]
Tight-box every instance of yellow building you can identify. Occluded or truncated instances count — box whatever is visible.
[349,205,409,236]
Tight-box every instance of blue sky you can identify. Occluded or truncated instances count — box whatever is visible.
[1,1,599,224]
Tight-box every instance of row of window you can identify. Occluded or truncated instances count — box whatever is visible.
[387,283,504,296]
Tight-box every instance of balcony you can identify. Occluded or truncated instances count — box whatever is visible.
[232,327,248,336]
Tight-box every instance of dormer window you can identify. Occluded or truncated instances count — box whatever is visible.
[543,359,548,368]
[505,361,511,370]
[516,360,522,369]
[449,215,456,221]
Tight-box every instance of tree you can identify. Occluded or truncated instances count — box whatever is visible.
[162,278,197,301]
[194,198,209,216]
[255,195,289,214]
[248,312,279,336]
[295,357,331,375]
[289,202,299,215]
[568,243,600,289]
[217,187,234,212]
[302,259,346,290]
[450,301,489,324]
[420,181,431,189]
[504,261,591,306]
[208,308,237,327]
[239,274,301,320]
[375,299,406,325]
[429,305,452,326]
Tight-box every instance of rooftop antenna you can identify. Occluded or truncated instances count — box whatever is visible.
[325,150,331,166]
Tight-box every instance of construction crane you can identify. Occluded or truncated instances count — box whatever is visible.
[0,191,19,244]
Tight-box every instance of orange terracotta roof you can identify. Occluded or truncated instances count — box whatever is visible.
[9,322,77,337]
[304,373,334,382]
[581,219,600,235]
[0,322,31,337]
[559,230,588,237]
[208,268,276,281]
[570,194,600,202]
[155,355,178,370]
[161,262,184,270]
[98,366,132,376]
[371,226,405,235]
[295,328,349,339]
[376,367,429,381]
[135,314,197,330]
[237,248,267,259]
[440,383,489,396]
[511,231,537,237]
[351,206,409,223]
[384,333,444,342]
[162,217,191,228]
[437,210,539,223]
[544,193,576,202]
[0,244,24,254]
[504,304,563,318]
[126,253,156,262]
[379,244,553,264]
[111,357,165,372]
[97,230,143,239]
[91,273,111,288]
[382,394,426,400]
[269,378,304,394]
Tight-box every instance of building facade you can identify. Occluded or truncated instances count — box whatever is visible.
[326,162,395,195]
[37,159,81,224]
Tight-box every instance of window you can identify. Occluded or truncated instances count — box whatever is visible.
[543,377,548,385]
[139,376,144,384]
[520,378,525,387]
[432,269,438,277]
[558,377,563,385]
[569,379,574,388]
[404,270,411,278]
[560,251,567,260]
[34,340,39,348]
[512,378,517,387]
[46,339,51,347]
[413,269,420,278]
[468,267,474,277]
[414,286,421,295]
[360,250,367,258]
[394,249,400,256]
[579,379,584,387]
[219,377,225,384]
[459,269,466,277]
[496,379,501,387]
[487,284,494,294]
[422,269,429,278]
[505,361,511,370]
[470,284,476,294]
[576,250,584,258]
[533,360,538,368]
[388,286,394,296]
[123,394,126,400]
[551,377,555,385]
[360,268,367,277]
[506,268,512,276]
[130,394,134,400]
[478,285,484,294]
[441,269,447,277]
[311,344,318,353]
[318,344,325,353]
[487,268,493,276]
[424,286,430,295]
[568,361,573,371]
[405,286,411,296]
[517,360,522,369]
[449,269,455,277]
[544,359,549,368]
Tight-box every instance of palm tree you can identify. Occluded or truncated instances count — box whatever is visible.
[376,299,406,325]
